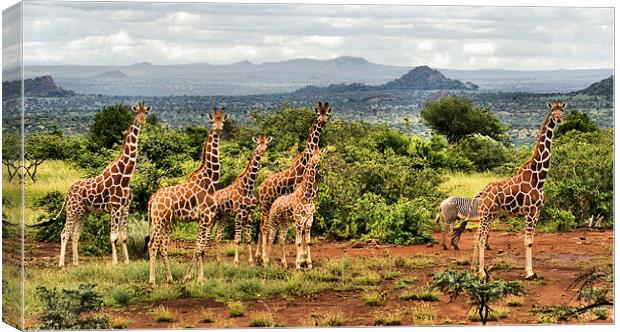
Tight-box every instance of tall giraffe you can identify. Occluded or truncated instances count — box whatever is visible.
[212,135,273,265]
[473,101,565,279]
[267,146,324,269]
[255,102,331,264]
[147,107,226,284]
[58,102,150,267]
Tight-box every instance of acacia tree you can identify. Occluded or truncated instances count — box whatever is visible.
[420,96,507,144]
[88,103,133,150]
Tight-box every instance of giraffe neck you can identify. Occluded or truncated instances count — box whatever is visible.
[299,160,319,201]
[190,130,220,184]
[239,149,263,195]
[297,119,324,169]
[525,114,557,188]
[202,130,221,183]
[111,116,142,175]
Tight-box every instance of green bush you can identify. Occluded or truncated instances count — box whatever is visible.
[455,134,509,172]
[543,129,613,227]
[36,283,109,330]
[540,208,576,232]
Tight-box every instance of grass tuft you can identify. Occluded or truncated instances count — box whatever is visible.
[199,308,217,323]
[506,295,523,307]
[248,311,276,327]
[399,289,439,302]
[467,306,510,322]
[227,301,246,318]
[411,303,436,325]
[372,309,402,326]
[153,305,175,323]
[361,292,383,307]
[302,309,345,327]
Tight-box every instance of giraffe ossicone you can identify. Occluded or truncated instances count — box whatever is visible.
[58,102,150,268]
[472,100,565,279]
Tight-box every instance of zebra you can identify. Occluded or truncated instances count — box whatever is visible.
[434,196,490,250]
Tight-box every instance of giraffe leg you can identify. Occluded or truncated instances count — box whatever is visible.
[109,208,123,265]
[184,213,211,282]
[475,214,494,279]
[304,216,313,269]
[276,222,287,267]
[71,219,84,266]
[148,227,158,285]
[214,218,224,264]
[245,214,254,265]
[233,211,245,266]
[119,205,130,264]
[161,232,174,284]
[294,223,304,270]
[524,212,539,279]
[198,210,215,282]
[59,218,73,268]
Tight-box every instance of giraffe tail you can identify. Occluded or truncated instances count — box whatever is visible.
[27,195,67,228]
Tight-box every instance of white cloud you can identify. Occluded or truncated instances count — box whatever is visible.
[463,42,495,56]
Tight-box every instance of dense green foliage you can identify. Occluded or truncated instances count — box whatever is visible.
[420,96,507,144]
[36,284,109,329]
[541,129,613,228]
[431,270,523,325]
[455,134,509,172]
[555,110,598,137]
[88,103,133,149]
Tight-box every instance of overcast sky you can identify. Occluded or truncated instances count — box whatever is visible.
[10,1,615,70]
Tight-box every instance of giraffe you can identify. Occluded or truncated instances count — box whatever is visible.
[147,107,226,284]
[212,135,273,266]
[267,146,324,269]
[57,102,150,267]
[472,101,565,279]
[254,101,331,265]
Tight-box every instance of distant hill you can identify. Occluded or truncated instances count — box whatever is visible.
[382,66,477,90]
[95,69,128,79]
[296,65,476,94]
[2,75,76,98]
[22,57,613,96]
[571,76,613,97]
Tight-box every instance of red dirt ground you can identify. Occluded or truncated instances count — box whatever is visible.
[26,230,614,327]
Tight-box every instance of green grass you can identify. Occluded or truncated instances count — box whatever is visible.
[248,311,276,327]
[506,295,523,307]
[361,292,383,306]
[399,289,439,302]
[410,303,436,325]
[3,160,83,225]
[111,288,134,305]
[353,272,381,285]
[153,305,175,322]
[439,171,502,197]
[227,301,246,317]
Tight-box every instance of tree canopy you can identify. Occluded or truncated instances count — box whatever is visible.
[420,96,506,144]
[88,103,133,149]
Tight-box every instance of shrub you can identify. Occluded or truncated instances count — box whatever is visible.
[303,309,345,327]
[430,270,523,325]
[36,283,109,329]
[227,301,245,317]
[541,208,575,232]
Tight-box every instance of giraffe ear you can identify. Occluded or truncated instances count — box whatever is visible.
[561,103,567,109]
[132,105,138,112]
[320,148,327,154]
[145,106,151,112]
[224,114,230,120]
[546,102,552,109]
[266,136,273,144]
[252,136,258,144]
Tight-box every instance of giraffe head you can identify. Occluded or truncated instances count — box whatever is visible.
[132,102,151,126]
[314,101,332,127]
[252,135,273,155]
[309,146,325,166]
[209,107,228,133]
[546,100,566,124]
